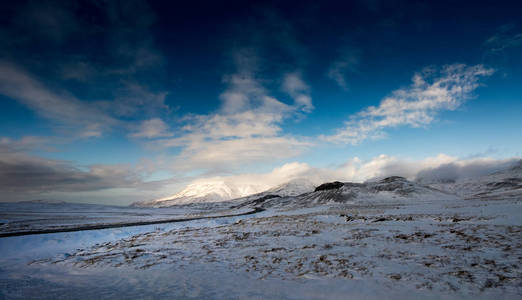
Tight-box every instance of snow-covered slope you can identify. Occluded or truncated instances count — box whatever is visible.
[230,178,318,208]
[264,178,317,197]
[420,159,522,199]
[240,176,457,209]
[133,181,268,208]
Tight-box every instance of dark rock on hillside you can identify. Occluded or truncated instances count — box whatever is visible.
[379,176,407,183]
[486,178,522,190]
[314,181,345,192]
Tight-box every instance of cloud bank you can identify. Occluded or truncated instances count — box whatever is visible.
[1,133,518,204]
[161,155,521,202]
[0,138,141,202]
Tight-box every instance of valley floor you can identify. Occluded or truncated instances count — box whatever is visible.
[0,196,521,299]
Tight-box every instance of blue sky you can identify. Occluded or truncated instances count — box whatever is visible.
[0,0,521,205]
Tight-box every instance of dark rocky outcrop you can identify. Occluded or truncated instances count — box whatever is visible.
[379,176,407,183]
[314,181,345,192]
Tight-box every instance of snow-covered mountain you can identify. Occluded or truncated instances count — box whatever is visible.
[133,180,269,208]
[134,178,318,208]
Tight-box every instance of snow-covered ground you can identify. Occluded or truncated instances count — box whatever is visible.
[1,197,520,298]
[0,164,521,299]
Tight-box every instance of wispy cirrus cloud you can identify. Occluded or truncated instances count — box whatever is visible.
[321,64,494,144]
[327,48,360,90]
[0,61,170,139]
[484,24,522,53]
[0,61,118,138]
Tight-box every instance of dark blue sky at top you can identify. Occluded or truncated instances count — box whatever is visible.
[1,0,521,140]
[155,0,520,119]
[2,0,521,116]
[0,0,521,204]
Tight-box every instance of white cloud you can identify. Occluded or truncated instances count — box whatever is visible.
[328,154,457,182]
[282,72,314,112]
[219,72,268,114]
[152,51,314,173]
[305,154,519,184]
[155,107,312,171]
[172,137,310,171]
[415,157,519,182]
[130,118,172,138]
[187,162,313,192]
[322,64,494,144]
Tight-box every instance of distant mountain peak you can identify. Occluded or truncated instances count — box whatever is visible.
[135,180,268,207]
[134,177,319,207]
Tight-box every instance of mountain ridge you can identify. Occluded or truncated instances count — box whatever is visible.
[133,160,522,208]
